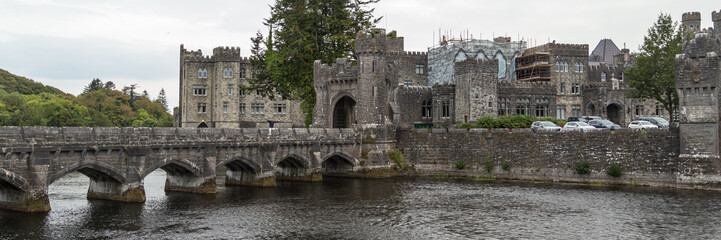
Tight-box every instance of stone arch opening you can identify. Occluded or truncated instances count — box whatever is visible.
[322,154,355,174]
[585,102,596,116]
[332,96,356,128]
[276,156,309,179]
[607,103,622,124]
[49,163,125,186]
[223,158,261,185]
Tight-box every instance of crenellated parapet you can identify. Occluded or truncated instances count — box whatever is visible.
[180,44,212,62]
[212,46,241,61]
[355,28,405,54]
[526,43,588,57]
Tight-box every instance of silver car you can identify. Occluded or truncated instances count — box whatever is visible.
[628,120,659,130]
[531,121,562,133]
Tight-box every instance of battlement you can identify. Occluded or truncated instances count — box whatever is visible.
[398,85,432,93]
[683,12,702,21]
[212,46,241,61]
[355,28,405,54]
[313,58,359,87]
[713,10,721,22]
[526,43,588,57]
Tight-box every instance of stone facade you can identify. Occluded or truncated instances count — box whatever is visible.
[178,45,304,128]
[675,11,721,157]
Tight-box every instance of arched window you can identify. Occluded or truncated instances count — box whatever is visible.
[601,72,607,82]
[197,69,207,78]
[495,52,506,79]
[223,68,233,78]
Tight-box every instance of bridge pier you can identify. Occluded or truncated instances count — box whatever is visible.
[0,188,50,213]
[87,178,145,202]
[276,168,323,182]
[225,170,277,187]
[164,175,217,194]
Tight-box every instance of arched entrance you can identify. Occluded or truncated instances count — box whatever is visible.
[607,103,622,124]
[332,96,356,128]
[322,154,355,175]
[585,102,596,116]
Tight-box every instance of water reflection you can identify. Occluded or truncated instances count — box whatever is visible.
[1,171,721,239]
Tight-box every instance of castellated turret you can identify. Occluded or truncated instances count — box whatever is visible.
[212,46,241,61]
[682,12,702,36]
[713,10,721,34]
[453,59,499,121]
[675,10,721,157]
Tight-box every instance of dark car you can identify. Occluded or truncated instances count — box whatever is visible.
[588,119,622,130]
[567,117,585,123]
[638,117,669,128]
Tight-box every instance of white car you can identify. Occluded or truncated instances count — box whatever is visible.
[563,121,597,132]
[628,120,659,130]
[531,121,562,132]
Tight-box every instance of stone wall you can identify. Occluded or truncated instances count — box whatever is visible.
[395,127,721,189]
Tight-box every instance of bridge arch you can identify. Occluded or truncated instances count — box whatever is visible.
[141,158,203,178]
[0,169,30,192]
[218,156,261,173]
[276,154,310,178]
[321,152,356,173]
[48,162,126,185]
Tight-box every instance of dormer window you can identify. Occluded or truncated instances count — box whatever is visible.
[223,68,233,78]
[197,69,208,78]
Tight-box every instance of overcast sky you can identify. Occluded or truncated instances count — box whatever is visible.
[1,0,719,110]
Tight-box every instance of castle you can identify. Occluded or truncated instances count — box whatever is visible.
[176,45,305,128]
[312,28,669,128]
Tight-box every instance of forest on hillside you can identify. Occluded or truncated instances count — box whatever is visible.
[0,69,172,127]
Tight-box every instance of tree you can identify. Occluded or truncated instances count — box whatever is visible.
[122,84,139,109]
[624,13,682,122]
[83,78,104,93]
[104,81,116,90]
[248,0,380,126]
[156,88,168,110]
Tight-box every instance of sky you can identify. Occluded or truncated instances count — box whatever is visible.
[1,0,719,111]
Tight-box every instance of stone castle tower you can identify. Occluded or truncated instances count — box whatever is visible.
[675,11,721,158]
[178,45,304,128]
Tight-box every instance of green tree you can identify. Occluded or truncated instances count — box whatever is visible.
[83,78,104,93]
[156,88,168,109]
[624,13,682,122]
[249,0,380,126]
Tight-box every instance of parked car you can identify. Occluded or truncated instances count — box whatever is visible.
[531,121,562,132]
[567,116,584,122]
[628,120,659,130]
[588,119,622,130]
[638,117,669,128]
[563,121,597,132]
[582,116,602,122]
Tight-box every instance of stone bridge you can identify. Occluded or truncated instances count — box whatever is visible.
[0,126,395,212]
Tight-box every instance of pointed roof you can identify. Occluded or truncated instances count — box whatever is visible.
[589,39,621,65]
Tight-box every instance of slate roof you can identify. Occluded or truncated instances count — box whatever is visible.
[588,39,621,65]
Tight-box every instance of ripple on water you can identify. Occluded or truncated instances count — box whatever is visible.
[2,173,721,239]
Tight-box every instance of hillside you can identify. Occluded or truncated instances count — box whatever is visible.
[0,68,66,95]
[0,69,172,127]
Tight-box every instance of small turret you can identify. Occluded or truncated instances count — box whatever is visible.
[682,12,702,38]
[713,10,721,34]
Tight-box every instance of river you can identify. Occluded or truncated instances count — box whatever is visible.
[1,171,720,239]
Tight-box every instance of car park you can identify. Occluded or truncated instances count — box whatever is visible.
[628,120,659,130]
[588,119,622,130]
[638,117,669,128]
[531,121,562,132]
[563,121,597,132]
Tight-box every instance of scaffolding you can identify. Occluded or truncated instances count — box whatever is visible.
[515,52,551,82]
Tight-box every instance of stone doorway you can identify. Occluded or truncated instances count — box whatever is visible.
[607,103,622,124]
[332,96,356,128]
[585,102,596,116]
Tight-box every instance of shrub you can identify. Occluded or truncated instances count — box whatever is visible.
[455,122,475,129]
[607,164,623,177]
[575,161,591,175]
[454,160,466,170]
[388,150,404,167]
[483,158,494,173]
[502,162,511,171]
